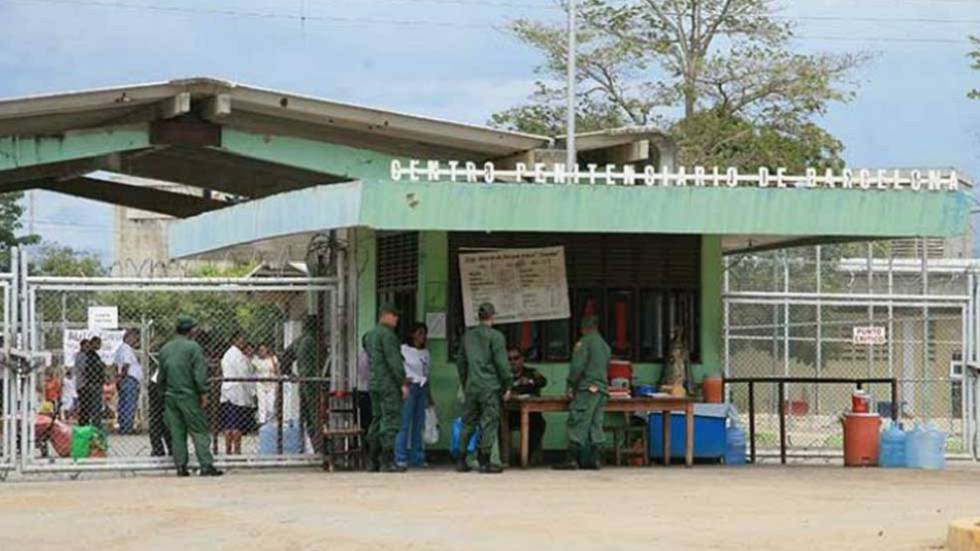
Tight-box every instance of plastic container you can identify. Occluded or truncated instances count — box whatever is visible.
[725,420,746,465]
[608,360,632,384]
[449,417,480,458]
[702,377,723,403]
[842,413,881,466]
[878,422,907,468]
[905,424,925,468]
[648,404,728,460]
[919,423,946,470]
[851,391,870,414]
[258,420,303,455]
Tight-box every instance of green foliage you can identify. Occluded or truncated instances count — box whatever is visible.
[193,262,259,278]
[494,0,868,170]
[32,244,107,276]
[969,36,980,100]
[29,247,290,359]
[0,192,41,269]
[672,111,844,172]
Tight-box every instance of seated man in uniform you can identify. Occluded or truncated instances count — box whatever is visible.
[506,346,548,464]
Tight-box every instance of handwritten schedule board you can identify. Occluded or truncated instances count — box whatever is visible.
[459,246,570,327]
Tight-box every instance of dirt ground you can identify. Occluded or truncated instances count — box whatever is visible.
[1,464,977,551]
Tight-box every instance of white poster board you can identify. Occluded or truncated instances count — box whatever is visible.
[852,326,887,346]
[87,306,118,331]
[63,329,125,368]
[459,246,570,327]
[426,312,447,339]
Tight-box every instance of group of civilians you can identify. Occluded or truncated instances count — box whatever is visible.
[47,329,144,435]
[218,332,285,455]
[42,327,294,458]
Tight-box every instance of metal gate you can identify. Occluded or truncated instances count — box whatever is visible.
[0,272,12,475]
[6,246,346,473]
[723,244,975,459]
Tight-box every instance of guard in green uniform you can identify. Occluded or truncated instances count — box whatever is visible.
[157,316,223,477]
[295,315,321,451]
[456,303,513,474]
[554,315,611,471]
[364,303,407,473]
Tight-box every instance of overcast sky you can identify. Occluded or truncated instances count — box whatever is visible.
[1,0,978,259]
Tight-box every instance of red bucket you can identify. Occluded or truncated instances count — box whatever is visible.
[852,391,870,414]
[608,360,632,384]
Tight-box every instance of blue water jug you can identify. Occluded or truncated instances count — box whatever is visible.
[920,423,946,470]
[879,422,906,468]
[258,420,304,455]
[725,421,746,465]
[905,424,924,468]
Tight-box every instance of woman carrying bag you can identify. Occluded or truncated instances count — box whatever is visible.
[394,323,432,469]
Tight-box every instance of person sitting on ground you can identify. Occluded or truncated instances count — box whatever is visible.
[506,347,548,464]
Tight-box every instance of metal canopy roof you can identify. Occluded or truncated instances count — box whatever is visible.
[0,77,551,156]
[0,77,554,218]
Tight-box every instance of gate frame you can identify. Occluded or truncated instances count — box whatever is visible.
[19,275,340,474]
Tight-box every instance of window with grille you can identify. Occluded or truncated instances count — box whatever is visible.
[376,232,418,339]
[448,232,701,363]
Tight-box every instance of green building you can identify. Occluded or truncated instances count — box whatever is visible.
[0,78,970,451]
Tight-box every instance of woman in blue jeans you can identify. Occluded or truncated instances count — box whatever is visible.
[395,323,430,468]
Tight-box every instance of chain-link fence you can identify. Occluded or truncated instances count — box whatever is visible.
[19,277,338,473]
[724,242,973,459]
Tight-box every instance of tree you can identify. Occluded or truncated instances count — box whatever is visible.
[32,244,107,277]
[494,0,867,169]
[969,35,979,100]
[0,192,40,269]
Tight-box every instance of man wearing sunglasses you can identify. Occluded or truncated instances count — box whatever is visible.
[507,347,548,464]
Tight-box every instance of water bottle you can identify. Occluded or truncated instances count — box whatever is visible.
[725,420,746,466]
[904,424,924,469]
[878,422,906,468]
[920,423,946,470]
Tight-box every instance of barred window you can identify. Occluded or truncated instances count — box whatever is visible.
[449,232,702,363]
[376,232,418,339]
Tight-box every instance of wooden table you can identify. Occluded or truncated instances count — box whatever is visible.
[500,396,695,468]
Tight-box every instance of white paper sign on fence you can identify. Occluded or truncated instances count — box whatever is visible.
[87,306,118,331]
[459,246,570,327]
[63,329,125,368]
[852,326,887,346]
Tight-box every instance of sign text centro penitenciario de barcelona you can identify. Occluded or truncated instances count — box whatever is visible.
[389,159,959,192]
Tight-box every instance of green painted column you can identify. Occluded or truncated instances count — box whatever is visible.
[695,234,723,382]
[418,231,455,449]
[355,227,377,341]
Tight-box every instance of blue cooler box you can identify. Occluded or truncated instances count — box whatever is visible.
[648,404,728,460]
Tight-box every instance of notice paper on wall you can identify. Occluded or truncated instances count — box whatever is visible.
[458,246,570,327]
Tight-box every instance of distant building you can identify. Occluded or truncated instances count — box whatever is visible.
[109,175,235,276]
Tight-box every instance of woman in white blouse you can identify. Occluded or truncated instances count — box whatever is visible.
[395,322,430,468]
[251,344,279,426]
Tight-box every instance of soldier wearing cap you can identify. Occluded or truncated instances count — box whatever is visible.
[157,316,222,477]
[456,302,513,474]
[364,303,407,472]
[554,315,611,470]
